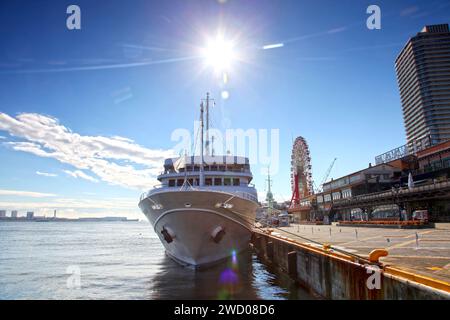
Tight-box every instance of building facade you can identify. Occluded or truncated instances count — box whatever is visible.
[396,24,450,144]
[314,163,402,221]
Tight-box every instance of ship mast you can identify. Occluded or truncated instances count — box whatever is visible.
[205,92,210,156]
[199,98,205,187]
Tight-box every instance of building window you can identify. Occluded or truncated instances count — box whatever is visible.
[224,178,231,186]
[177,179,184,186]
[205,178,212,186]
[342,188,352,198]
[324,194,332,202]
[214,178,222,186]
[168,180,175,187]
[233,178,240,186]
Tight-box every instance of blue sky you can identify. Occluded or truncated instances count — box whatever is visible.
[0,0,449,218]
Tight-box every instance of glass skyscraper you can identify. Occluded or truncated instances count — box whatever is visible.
[396,24,450,145]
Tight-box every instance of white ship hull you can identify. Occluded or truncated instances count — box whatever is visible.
[139,189,258,267]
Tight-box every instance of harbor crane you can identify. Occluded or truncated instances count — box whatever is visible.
[314,157,337,193]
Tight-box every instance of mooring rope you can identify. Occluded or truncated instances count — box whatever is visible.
[226,207,373,264]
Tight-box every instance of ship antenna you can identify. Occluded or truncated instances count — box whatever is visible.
[199,99,205,187]
[205,92,210,156]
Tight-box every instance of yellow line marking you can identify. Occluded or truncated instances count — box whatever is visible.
[387,230,435,250]
[341,235,383,245]
[387,255,450,260]
[427,267,444,271]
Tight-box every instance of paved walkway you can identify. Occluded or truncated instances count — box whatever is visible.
[273,223,450,283]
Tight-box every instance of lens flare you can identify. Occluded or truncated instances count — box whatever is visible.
[231,249,237,265]
[202,34,237,73]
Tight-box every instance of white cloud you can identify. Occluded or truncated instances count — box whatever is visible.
[36,171,58,177]
[63,169,99,183]
[0,189,57,198]
[0,112,175,190]
[0,135,5,140]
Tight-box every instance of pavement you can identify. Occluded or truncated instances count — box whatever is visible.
[273,223,450,283]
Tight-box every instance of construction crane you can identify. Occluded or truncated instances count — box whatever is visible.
[314,157,337,193]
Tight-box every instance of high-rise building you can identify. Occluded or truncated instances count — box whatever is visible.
[395,24,450,144]
[11,210,18,218]
[0,210,6,218]
[26,211,34,219]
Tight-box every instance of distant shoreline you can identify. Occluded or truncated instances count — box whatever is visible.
[0,217,140,223]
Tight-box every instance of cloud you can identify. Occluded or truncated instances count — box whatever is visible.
[400,6,419,17]
[0,135,5,140]
[0,112,175,190]
[36,171,58,177]
[63,170,99,183]
[0,189,57,198]
[0,56,198,75]
[327,26,347,34]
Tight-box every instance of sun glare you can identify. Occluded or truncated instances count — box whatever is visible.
[202,35,237,73]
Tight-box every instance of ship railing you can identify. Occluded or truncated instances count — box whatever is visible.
[139,185,165,201]
[139,186,258,203]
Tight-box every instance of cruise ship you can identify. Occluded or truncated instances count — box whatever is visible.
[139,94,259,267]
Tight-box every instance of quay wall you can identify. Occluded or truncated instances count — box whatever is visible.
[251,231,450,300]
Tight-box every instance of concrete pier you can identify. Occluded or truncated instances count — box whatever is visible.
[251,224,450,299]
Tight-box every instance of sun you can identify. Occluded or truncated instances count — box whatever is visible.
[202,34,237,74]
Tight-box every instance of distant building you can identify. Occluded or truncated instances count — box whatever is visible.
[396,24,450,144]
[26,211,34,219]
[315,163,402,220]
[0,210,6,218]
[11,210,18,218]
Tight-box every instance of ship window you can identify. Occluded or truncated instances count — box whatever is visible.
[214,178,222,186]
[194,179,199,186]
[205,178,212,186]
[188,179,194,186]
[233,178,240,186]
[224,178,231,186]
[177,179,184,186]
[168,180,175,187]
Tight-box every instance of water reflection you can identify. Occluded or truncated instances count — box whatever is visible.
[147,249,315,300]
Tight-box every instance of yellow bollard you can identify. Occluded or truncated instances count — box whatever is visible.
[368,249,388,263]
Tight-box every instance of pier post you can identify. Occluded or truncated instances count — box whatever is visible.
[287,251,297,278]
[267,241,274,261]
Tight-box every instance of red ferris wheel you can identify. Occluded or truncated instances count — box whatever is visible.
[290,136,314,207]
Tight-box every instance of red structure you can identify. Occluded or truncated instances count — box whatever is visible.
[289,137,314,209]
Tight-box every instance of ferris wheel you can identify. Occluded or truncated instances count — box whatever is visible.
[290,136,314,206]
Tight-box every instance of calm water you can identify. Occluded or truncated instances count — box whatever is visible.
[0,221,314,300]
